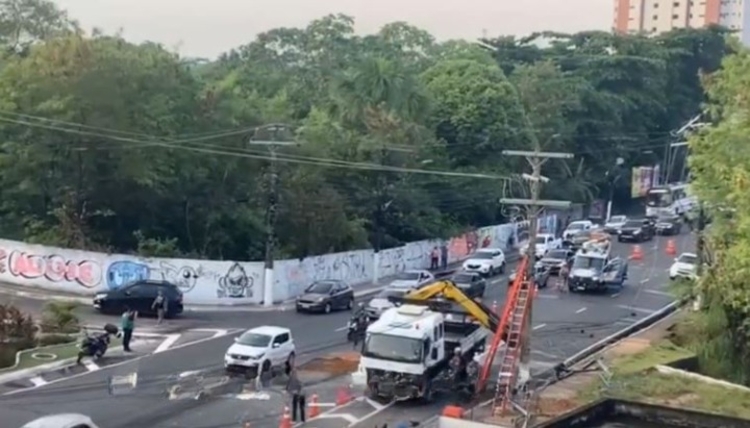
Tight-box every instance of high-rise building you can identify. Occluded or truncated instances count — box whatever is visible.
[613,0,750,44]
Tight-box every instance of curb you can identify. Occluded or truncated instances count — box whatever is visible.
[0,343,131,385]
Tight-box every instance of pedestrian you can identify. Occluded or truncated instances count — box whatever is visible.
[558,264,570,293]
[430,246,439,270]
[152,289,167,324]
[121,307,135,352]
[286,366,306,423]
[440,244,448,270]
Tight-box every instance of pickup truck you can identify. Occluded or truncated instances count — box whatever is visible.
[520,233,562,259]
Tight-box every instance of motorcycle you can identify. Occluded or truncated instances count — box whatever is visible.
[346,316,367,345]
[77,323,118,364]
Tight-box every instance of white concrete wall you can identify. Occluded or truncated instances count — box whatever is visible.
[0,215,557,305]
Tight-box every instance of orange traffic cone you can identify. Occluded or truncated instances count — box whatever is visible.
[442,405,465,418]
[665,239,676,256]
[309,393,320,418]
[630,245,643,261]
[335,385,352,405]
[279,406,291,428]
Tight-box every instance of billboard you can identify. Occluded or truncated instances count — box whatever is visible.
[631,165,659,198]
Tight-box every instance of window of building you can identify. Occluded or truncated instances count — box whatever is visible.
[654,2,659,7]
[653,14,659,19]
[673,1,679,5]
[672,14,679,19]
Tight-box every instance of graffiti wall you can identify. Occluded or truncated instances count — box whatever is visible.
[0,219,551,305]
[0,239,264,305]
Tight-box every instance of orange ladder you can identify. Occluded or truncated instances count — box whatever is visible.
[492,278,531,415]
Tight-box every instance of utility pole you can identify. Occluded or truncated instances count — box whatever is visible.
[694,203,707,310]
[500,149,572,391]
[248,124,297,307]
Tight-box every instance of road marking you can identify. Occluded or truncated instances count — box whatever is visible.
[532,349,560,359]
[618,305,655,314]
[334,325,348,332]
[536,294,559,300]
[29,376,46,386]
[307,413,358,424]
[533,324,546,330]
[575,307,587,314]
[610,292,620,298]
[640,278,650,284]
[644,289,672,297]
[154,334,182,354]
[190,328,231,338]
[3,329,238,396]
[83,360,99,372]
[364,397,386,410]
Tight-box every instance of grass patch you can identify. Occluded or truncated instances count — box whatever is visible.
[0,337,122,373]
[578,339,750,419]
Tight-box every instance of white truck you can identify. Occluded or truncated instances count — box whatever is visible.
[520,233,562,259]
[360,304,488,402]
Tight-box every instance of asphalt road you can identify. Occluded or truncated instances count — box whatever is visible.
[0,233,693,428]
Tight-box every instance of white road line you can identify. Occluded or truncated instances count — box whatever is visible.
[575,307,587,314]
[364,397,386,410]
[83,360,99,372]
[618,305,655,314]
[610,292,620,298]
[211,329,228,338]
[644,289,672,297]
[532,349,560,359]
[313,402,338,407]
[640,278,650,284]
[536,294,559,300]
[533,323,546,330]
[307,413,358,424]
[29,376,47,386]
[334,325,348,332]
[154,334,182,354]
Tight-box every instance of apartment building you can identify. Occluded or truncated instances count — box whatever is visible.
[613,0,750,44]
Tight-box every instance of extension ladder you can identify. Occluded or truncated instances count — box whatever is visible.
[492,280,531,415]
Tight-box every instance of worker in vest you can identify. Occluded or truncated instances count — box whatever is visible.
[430,247,439,270]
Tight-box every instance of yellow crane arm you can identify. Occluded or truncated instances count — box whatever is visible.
[404,280,501,332]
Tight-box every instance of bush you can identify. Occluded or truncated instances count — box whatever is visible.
[0,304,35,344]
[41,302,80,333]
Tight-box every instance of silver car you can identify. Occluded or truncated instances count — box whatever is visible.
[366,288,407,319]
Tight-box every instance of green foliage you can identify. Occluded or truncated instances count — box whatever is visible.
[41,301,79,333]
[0,4,733,259]
[687,42,750,385]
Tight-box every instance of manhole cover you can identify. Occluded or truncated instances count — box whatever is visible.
[31,352,57,360]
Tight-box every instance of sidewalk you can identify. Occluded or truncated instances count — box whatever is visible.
[0,251,521,313]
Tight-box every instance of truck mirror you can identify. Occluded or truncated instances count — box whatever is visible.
[431,348,438,360]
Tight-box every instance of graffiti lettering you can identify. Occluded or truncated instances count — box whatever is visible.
[312,252,368,283]
[106,261,149,290]
[218,262,253,298]
[159,261,198,293]
[6,251,101,288]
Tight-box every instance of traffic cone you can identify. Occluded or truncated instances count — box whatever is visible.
[335,385,353,405]
[442,405,465,418]
[279,406,291,428]
[309,393,320,418]
[630,245,643,261]
[665,239,676,256]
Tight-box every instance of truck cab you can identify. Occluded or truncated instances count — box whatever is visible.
[361,304,487,401]
[521,233,562,259]
[568,249,628,292]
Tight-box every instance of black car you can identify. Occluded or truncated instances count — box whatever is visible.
[655,214,683,236]
[93,280,184,317]
[451,271,487,298]
[566,230,593,251]
[538,249,574,275]
[618,219,655,242]
[295,280,354,313]
[508,264,551,288]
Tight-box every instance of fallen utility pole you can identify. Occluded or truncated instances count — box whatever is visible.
[500,149,572,397]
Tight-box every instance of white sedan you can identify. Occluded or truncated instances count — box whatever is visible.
[669,253,698,280]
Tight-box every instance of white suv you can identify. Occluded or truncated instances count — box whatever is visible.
[462,248,506,276]
[669,253,698,280]
[225,326,296,376]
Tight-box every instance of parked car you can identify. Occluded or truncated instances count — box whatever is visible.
[462,248,506,276]
[508,263,551,289]
[22,414,101,428]
[451,271,487,298]
[387,270,435,289]
[365,288,408,320]
[655,214,683,236]
[538,249,574,275]
[93,280,183,317]
[669,252,698,280]
[604,215,628,234]
[295,280,354,313]
[562,220,594,241]
[224,326,295,377]
[618,218,656,242]
[520,234,562,259]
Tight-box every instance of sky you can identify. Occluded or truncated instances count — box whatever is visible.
[54,0,611,59]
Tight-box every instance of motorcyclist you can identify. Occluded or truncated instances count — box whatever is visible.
[350,303,368,349]
[352,302,367,323]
